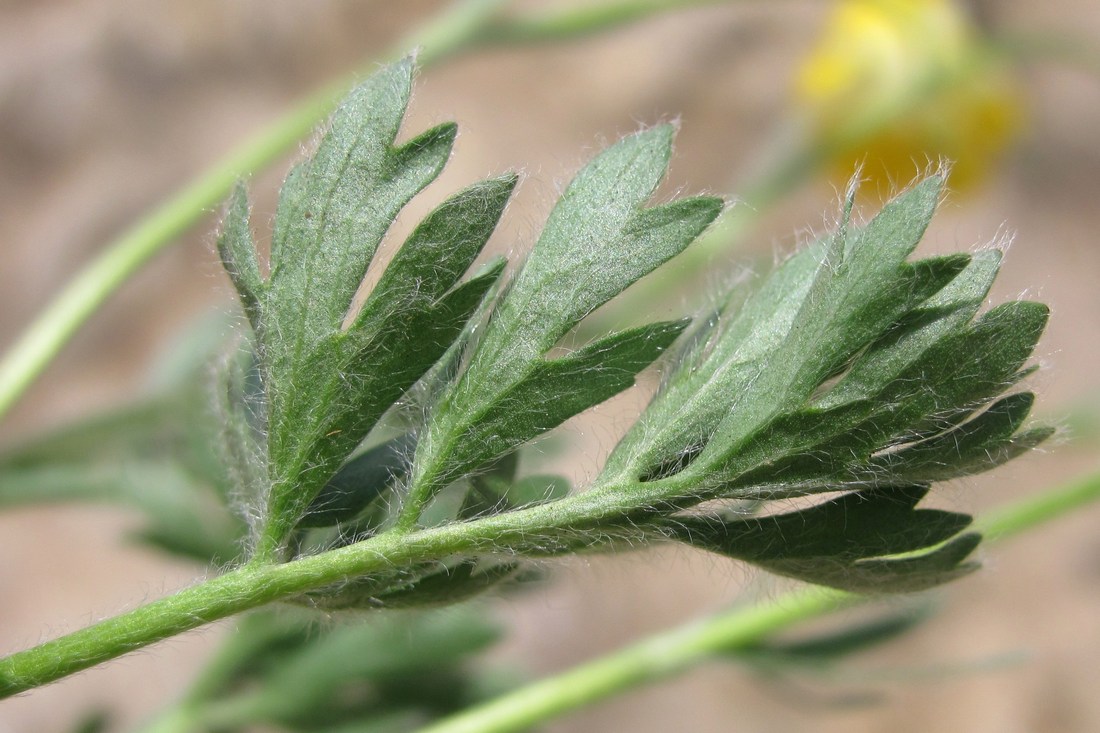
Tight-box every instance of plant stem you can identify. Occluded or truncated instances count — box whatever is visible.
[474,0,731,44]
[418,586,851,733]
[975,468,1100,542]
[0,0,511,423]
[3,461,1097,700]
[0,483,660,697]
[0,0,508,422]
[0,530,417,698]
[410,465,1100,733]
[0,0,741,423]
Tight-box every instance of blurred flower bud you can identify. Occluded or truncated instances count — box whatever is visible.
[795,0,1023,193]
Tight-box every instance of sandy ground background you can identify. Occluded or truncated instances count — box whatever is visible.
[1,1,1099,731]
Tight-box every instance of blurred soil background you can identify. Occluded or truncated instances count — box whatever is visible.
[1,1,1099,731]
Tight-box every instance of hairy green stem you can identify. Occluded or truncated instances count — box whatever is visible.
[409,465,1100,733]
[0,481,663,697]
[0,527,442,697]
[3,463,1097,699]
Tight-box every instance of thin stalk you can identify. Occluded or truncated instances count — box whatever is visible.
[975,469,1100,542]
[417,586,850,733]
[0,527,436,698]
[0,480,671,697]
[3,459,1097,701]
[411,465,1100,733]
[0,0,513,422]
[474,0,732,44]
[0,0,742,423]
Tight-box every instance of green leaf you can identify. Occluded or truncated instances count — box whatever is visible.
[601,180,1048,526]
[869,393,1054,481]
[403,127,721,519]
[299,432,416,529]
[423,319,689,493]
[817,249,1003,408]
[751,301,1051,489]
[216,184,264,332]
[480,126,716,364]
[265,60,455,331]
[699,178,958,464]
[667,485,979,592]
[606,178,967,484]
[701,300,1047,494]
[586,178,1047,595]
[216,59,517,554]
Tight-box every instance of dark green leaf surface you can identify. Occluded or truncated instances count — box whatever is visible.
[421,319,689,494]
[869,393,1053,481]
[605,180,956,485]
[300,432,416,528]
[817,249,1003,408]
[698,178,953,467]
[667,486,978,592]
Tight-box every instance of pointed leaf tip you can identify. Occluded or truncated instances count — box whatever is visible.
[217,183,264,330]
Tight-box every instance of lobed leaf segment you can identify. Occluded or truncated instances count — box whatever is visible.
[218,58,1048,603]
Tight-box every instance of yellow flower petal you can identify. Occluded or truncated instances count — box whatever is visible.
[796,0,1023,194]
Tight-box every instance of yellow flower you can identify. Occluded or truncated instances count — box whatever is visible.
[795,0,1023,193]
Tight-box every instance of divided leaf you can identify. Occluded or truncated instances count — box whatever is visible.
[217,60,514,553]
[604,178,954,484]
[606,178,1048,499]
[212,58,1048,606]
[591,179,1049,593]
[404,126,722,516]
[697,178,955,471]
